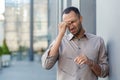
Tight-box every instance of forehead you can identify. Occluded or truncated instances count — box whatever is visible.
[62,11,78,22]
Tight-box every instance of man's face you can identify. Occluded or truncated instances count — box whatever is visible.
[62,11,82,36]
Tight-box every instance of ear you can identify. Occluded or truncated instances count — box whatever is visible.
[80,16,83,23]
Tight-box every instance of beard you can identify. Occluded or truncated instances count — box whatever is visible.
[74,23,82,37]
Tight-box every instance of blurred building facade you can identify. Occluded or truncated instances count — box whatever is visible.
[4,0,48,51]
[0,0,48,60]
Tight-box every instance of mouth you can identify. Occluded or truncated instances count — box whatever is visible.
[70,29,76,34]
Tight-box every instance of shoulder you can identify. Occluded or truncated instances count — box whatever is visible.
[86,33,102,38]
[86,33,104,42]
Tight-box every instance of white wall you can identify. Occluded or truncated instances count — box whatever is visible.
[97,0,120,80]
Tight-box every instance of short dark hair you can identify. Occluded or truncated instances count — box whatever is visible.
[62,6,81,17]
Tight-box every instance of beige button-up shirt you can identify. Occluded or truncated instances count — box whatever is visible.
[41,33,109,80]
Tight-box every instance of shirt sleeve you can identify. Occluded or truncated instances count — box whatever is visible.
[41,41,59,70]
[98,37,109,77]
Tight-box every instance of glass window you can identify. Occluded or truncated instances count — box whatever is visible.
[4,0,48,60]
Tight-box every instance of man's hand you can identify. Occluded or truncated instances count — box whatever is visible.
[58,22,68,36]
[74,54,102,76]
[48,22,68,57]
[74,54,89,65]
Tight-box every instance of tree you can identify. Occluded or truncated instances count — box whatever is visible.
[0,47,3,56]
[2,39,11,55]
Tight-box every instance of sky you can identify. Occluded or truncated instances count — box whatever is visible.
[0,0,5,14]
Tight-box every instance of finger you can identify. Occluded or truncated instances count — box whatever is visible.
[74,56,80,62]
[74,57,83,64]
[79,60,86,65]
[74,57,79,64]
[75,56,87,64]
[63,21,70,27]
[60,22,68,28]
[58,22,67,32]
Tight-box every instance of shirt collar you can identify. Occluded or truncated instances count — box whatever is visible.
[67,32,89,41]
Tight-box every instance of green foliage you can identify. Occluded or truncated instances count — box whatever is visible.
[2,39,11,55]
[0,47,3,56]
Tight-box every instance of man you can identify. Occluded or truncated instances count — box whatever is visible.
[41,6,109,80]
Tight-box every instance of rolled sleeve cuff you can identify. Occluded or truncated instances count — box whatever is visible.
[99,64,109,77]
[41,49,58,70]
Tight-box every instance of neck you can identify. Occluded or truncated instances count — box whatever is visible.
[75,27,85,39]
